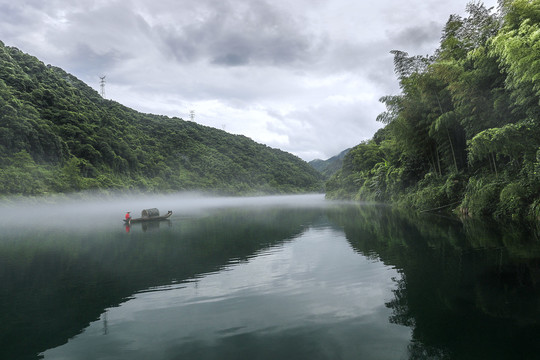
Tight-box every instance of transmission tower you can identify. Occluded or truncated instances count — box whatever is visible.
[190,110,195,121]
[99,75,106,98]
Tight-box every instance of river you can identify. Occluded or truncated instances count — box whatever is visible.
[0,194,539,359]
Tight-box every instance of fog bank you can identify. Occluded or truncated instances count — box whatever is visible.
[0,193,329,230]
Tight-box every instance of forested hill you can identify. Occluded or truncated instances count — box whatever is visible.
[309,148,350,180]
[0,40,322,196]
[327,0,540,220]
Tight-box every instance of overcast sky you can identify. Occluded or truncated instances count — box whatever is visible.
[0,0,498,161]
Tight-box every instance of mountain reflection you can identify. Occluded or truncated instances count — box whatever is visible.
[0,206,325,360]
[331,205,540,359]
[2,198,540,359]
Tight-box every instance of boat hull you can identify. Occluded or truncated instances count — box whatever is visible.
[123,211,172,224]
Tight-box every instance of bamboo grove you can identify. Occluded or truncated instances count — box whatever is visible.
[327,0,540,220]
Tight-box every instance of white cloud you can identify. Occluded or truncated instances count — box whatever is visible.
[0,0,499,161]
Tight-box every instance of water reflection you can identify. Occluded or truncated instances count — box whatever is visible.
[1,196,539,359]
[0,203,328,360]
[331,205,540,359]
[125,219,171,232]
[42,227,409,360]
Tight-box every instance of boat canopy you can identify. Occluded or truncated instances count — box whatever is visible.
[141,208,160,217]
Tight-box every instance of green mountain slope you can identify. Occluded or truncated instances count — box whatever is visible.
[0,41,322,195]
[309,148,350,180]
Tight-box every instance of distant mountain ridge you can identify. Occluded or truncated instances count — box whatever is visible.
[309,148,350,180]
[0,41,322,195]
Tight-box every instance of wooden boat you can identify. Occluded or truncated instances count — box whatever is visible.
[124,209,172,224]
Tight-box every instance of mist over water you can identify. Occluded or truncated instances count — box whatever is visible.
[0,193,329,231]
[2,194,539,359]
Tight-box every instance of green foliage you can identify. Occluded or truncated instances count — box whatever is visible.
[461,177,505,217]
[496,181,531,219]
[399,172,467,212]
[308,148,350,180]
[0,41,322,196]
[467,119,539,165]
[0,151,52,195]
[491,0,540,103]
[327,1,540,220]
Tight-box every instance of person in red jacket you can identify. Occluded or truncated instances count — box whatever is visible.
[125,212,131,222]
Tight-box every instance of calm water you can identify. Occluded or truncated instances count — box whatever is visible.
[1,194,539,359]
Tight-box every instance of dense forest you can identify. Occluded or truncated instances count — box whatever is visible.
[0,41,322,196]
[327,0,540,220]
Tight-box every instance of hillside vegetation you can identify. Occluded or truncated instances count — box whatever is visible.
[0,41,322,196]
[309,148,350,180]
[327,0,540,220]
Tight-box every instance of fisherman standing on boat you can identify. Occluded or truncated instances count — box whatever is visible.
[125,212,131,223]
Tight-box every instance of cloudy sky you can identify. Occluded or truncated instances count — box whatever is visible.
[0,0,498,161]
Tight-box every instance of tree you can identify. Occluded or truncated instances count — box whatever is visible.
[491,0,540,114]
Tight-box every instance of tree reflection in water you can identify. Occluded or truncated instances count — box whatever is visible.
[330,204,540,360]
[2,201,539,359]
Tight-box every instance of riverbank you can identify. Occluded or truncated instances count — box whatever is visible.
[326,171,540,223]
